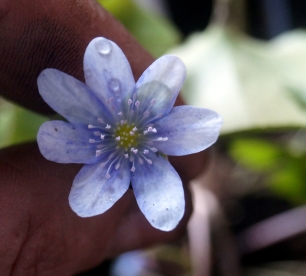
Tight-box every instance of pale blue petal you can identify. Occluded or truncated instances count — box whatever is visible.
[69,158,130,217]
[131,153,185,231]
[153,106,222,156]
[84,37,135,112]
[37,69,112,125]
[37,121,99,164]
[133,81,173,126]
[135,55,186,119]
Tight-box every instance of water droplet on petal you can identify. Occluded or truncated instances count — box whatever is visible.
[96,38,112,55]
[84,68,91,77]
[108,78,121,97]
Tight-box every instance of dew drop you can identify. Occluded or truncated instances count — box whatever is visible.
[84,68,91,77]
[108,78,121,97]
[96,39,112,55]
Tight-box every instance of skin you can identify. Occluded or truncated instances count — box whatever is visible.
[0,0,209,275]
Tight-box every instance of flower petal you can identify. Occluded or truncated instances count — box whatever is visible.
[84,37,135,112]
[133,81,173,126]
[135,55,186,118]
[131,153,185,231]
[69,158,130,217]
[37,69,112,125]
[153,106,222,155]
[37,121,99,164]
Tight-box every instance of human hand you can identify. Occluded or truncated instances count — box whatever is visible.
[0,0,209,274]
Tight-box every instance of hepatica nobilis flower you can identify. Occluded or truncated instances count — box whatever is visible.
[37,37,222,231]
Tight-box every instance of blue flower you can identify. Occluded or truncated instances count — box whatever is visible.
[37,37,222,231]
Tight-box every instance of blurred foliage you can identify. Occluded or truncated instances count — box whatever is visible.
[0,99,47,148]
[170,25,306,133]
[230,134,306,204]
[230,138,283,172]
[98,0,181,57]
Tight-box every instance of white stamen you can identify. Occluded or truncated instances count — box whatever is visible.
[135,101,140,107]
[132,149,138,154]
[96,150,102,157]
[128,99,132,105]
[156,137,168,141]
[88,125,95,129]
[89,139,96,143]
[106,124,111,129]
[105,173,111,179]
[141,154,153,165]
[148,127,157,133]
[100,135,105,139]
[131,166,135,172]
[143,130,148,135]
[115,136,120,141]
[118,112,123,116]
[150,147,158,152]
[115,163,120,170]
[132,127,138,132]
[129,131,134,136]
[143,149,149,154]
[124,153,129,158]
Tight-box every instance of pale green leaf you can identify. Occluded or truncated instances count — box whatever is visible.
[0,98,48,148]
[170,25,306,133]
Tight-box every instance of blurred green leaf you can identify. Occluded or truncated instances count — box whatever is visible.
[268,162,306,204]
[98,0,181,57]
[0,98,48,148]
[0,100,15,148]
[170,25,306,133]
[229,135,306,204]
[230,138,282,172]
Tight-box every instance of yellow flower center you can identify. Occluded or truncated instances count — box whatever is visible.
[114,123,140,151]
